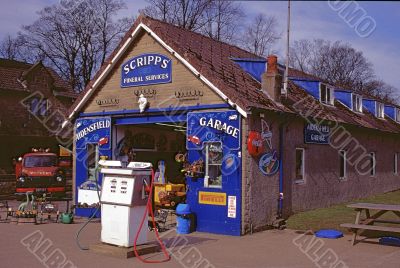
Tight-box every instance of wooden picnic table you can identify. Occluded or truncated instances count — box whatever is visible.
[340,203,400,245]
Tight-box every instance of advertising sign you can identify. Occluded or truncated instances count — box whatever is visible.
[304,123,330,144]
[227,196,237,218]
[121,53,172,87]
[198,191,226,206]
[187,111,241,150]
[75,117,111,149]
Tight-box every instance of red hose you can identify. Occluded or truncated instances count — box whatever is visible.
[133,169,171,263]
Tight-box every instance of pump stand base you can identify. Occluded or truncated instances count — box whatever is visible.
[89,242,160,259]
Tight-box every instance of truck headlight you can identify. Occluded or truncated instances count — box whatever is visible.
[18,177,25,183]
[56,176,63,182]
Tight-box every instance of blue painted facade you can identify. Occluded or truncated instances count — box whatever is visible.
[186,111,242,236]
[385,105,396,120]
[231,58,266,82]
[74,108,243,236]
[362,99,376,116]
[75,117,113,217]
[335,90,352,109]
[291,78,321,100]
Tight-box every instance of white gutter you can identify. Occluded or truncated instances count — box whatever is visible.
[61,22,247,129]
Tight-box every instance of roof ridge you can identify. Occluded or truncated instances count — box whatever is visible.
[141,15,263,60]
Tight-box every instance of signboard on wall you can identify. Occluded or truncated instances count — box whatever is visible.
[304,123,330,144]
[75,117,111,149]
[198,191,226,206]
[187,111,241,150]
[121,53,172,87]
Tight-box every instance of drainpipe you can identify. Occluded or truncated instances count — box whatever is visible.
[278,115,289,219]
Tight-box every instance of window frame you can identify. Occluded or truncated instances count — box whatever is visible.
[319,83,334,106]
[339,150,347,180]
[87,143,100,181]
[203,141,223,189]
[376,102,385,119]
[352,94,363,113]
[395,153,399,175]
[295,148,305,184]
[370,152,376,177]
[396,108,400,123]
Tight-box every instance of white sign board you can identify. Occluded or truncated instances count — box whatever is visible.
[227,195,236,218]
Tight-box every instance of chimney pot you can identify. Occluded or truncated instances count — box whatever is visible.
[267,55,278,74]
[262,55,282,102]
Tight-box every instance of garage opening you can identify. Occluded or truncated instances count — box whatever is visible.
[114,121,187,209]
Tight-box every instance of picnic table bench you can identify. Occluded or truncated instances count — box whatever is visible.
[340,203,400,245]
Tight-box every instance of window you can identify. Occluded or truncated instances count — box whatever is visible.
[320,83,334,105]
[370,152,376,176]
[29,98,48,116]
[295,148,305,182]
[87,144,99,181]
[395,153,399,175]
[204,142,222,188]
[339,150,347,179]
[377,103,384,118]
[396,108,400,123]
[352,94,363,113]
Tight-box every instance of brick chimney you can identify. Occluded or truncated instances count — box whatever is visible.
[261,55,282,102]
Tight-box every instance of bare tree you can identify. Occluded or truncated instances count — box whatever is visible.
[18,0,132,90]
[142,0,213,31]
[240,14,280,57]
[200,0,244,43]
[0,35,38,62]
[363,79,399,104]
[290,39,399,103]
[290,39,374,92]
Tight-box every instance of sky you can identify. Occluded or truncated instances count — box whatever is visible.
[0,0,399,96]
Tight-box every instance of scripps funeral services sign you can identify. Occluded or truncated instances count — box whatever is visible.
[304,123,331,144]
[121,53,172,87]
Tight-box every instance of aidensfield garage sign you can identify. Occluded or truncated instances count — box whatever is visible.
[121,53,172,87]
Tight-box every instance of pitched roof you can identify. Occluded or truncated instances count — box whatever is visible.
[0,58,76,97]
[67,15,287,119]
[66,15,400,134]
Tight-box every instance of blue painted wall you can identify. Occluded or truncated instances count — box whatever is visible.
[385,105,396,120]
[335,90,352,109]
[363,99,376,116]
[75,117,113,217]
[291,79,320,100]
[232,58,266,82]
[186,110,242,236]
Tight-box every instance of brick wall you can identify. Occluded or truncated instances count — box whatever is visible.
[242,111,400,232]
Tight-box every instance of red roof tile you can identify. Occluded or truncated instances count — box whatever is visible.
[68,15,400,134]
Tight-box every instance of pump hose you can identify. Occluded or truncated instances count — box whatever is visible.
[75,167,102,251]
[133,169,171,263]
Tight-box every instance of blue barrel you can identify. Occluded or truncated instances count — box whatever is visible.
[176,204,191,234]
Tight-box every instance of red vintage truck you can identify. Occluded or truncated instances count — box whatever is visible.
[14,148,71,199]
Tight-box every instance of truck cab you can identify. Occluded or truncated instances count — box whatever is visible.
[15,149,67,199]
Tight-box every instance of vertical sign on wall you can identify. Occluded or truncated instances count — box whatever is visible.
[227,196,237,218]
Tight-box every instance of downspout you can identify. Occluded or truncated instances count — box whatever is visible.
[278,114,289,219]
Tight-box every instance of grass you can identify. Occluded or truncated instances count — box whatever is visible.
[286,190,400,233]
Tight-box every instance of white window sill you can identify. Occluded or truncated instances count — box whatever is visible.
[294,179,305,185]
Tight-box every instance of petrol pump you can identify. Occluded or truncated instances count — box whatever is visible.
[99,160,152,247]
[96,160,170,263]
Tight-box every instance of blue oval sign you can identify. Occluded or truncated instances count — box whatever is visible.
[121,53,172,87]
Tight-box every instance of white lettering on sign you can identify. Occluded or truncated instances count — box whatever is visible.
[123,55,170,75]
[228,196,236,218]
[76,120,111,141]
[199,117,239,138]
